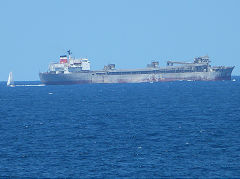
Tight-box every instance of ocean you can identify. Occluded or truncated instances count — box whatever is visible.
[0,78,240,178]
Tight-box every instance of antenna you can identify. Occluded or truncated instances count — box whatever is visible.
[67,50,72,55]
[67,50,72,60]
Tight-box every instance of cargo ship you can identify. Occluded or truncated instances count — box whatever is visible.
[39,51,234,85]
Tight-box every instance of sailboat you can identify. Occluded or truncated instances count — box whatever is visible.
[7,72,15,87]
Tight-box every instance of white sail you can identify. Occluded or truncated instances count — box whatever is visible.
[7,72,14,86]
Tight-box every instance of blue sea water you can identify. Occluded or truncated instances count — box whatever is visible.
[0,78,240,178]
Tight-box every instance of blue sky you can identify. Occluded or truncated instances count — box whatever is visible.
[0,0,239,81]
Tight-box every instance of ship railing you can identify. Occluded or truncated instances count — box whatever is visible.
[167,61,194,66]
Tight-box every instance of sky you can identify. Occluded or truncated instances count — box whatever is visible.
[0,0,240,81]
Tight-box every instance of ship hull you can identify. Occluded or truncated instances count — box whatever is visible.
[39,67,234,85]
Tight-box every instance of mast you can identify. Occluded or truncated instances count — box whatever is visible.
[67,50,72,60]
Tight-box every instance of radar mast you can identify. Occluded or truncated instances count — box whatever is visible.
[67,50,72,60]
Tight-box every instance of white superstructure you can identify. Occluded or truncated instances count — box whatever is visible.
[48,52,90,74]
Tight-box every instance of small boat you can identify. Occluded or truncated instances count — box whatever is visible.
[7,72,15,87]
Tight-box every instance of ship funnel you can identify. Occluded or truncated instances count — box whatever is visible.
[60,55,68,64]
